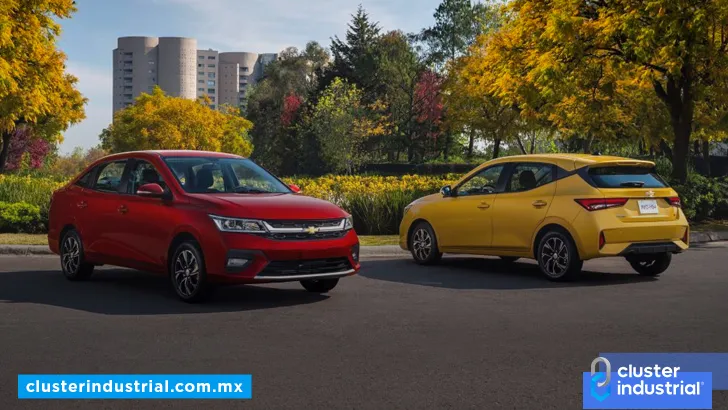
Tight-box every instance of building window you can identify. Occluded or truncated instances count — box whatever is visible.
[210,104,216,109]
[198,56,205,60]
[207,80,215,86]
[198,87,205,92]
[207,56,216,60]
[198,71,204,76]
[207,88,215,93]
[242,67,249,72]
[208,73,215,78]
[198,63,204,68]
[208,64,216,68]
[198,80,204,84]
[210,96,216,102]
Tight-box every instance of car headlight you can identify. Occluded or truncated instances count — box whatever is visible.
[209,214,268,233]
[343,215,354,230]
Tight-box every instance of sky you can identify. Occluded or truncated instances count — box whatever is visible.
[56,0,443,154]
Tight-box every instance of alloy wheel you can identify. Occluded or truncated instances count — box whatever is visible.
[540,237,569,278]
[174,249,200,298]
[412,228,432,261]
[62,235,81,274]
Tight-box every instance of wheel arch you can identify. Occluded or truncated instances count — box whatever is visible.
[532,220,581,259]
[406,218,438,248]
[166,231,203,275]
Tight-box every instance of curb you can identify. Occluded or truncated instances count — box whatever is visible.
[0,232,726,257]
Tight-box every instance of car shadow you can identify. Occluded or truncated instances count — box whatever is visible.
[0,269,329,315]
[359,256,658,290]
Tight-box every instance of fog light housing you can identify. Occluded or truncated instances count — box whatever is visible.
[351,243,360,263]
[682,228,689,244]
[227,258,249,268]
[599,232,606,250]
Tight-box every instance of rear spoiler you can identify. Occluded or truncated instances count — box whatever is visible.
[579,159,655,169]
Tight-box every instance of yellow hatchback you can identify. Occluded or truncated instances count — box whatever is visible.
[399,154,690,281]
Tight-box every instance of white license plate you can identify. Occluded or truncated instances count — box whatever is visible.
[638,199,659,214]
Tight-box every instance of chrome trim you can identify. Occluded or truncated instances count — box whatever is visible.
[254,269,355,281]
[262,219,346,234]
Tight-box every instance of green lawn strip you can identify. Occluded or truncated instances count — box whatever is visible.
[359,235,399,246]
[0,233,48,246]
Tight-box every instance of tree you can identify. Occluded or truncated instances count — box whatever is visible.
[307,78,387,173]
[413,70,445,160]
[325,6,382,100]
[47,146,107,178]
[475,0,728,182]
[0,0,86,173]
[101,87,253,156]
[2,126,52,171]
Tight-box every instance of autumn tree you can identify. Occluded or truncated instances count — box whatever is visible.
[47,146,107,178]
[306,78,388,173]
[0,0,86,173]
[476,0,728,182]
[101,87,253,156]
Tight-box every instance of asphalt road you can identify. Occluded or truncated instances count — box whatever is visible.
[1,243,728,410]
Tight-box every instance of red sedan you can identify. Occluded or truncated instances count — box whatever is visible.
[48,150,360,302]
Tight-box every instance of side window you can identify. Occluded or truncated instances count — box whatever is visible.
[456,165,505,196]
[75,168,95,188]
[128,160,167,194]
[93,161,127,193]
[507,163,554,193]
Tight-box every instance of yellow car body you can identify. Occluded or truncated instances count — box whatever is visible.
[399,154,689,280]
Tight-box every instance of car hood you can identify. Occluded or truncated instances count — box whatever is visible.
[189,193,348,220]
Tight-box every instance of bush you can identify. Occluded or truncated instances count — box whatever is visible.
[0,201,45,233]
[671,174,728,221]
[0,175,63,216]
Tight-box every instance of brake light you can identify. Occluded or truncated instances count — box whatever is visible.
[575,198,629,211]
[667,197,682,208]
[599,232,606,250]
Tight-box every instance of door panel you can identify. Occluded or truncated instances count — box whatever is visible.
[491,163,556,251]
[81,160,129,261]
[435,164,506,251]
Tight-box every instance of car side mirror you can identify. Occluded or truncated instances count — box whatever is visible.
[289,184,301,193]
[137,183,169,200]
[440,185,452,197]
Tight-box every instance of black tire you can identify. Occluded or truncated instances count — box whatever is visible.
[408,221,443,265]
[60,229,94,281]
[300,278,339,293]
[169,241,211,303]
[627,253,672,277]
[536,230,583,281]
[499,256,520,263]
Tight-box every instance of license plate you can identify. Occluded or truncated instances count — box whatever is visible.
[638,199,659,214]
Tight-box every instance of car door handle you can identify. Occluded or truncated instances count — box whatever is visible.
[118,205,128,214]
[477,202,491,209]
[532,200,548,208]
[77,201,87,209]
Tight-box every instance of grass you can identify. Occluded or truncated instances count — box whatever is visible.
[0,233,47,245]
[359,235,399,246]
[692,220,728,232]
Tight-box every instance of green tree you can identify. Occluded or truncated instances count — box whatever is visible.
[475,0,728,182]
[101,87,253,156]
[0,0,86,173]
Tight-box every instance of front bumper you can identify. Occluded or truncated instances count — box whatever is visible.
[204,229,361,284]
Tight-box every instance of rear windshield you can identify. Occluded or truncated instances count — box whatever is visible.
[587,166,668,188]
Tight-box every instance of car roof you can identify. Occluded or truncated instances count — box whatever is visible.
[94,150,244,162]
[488,153,655,167]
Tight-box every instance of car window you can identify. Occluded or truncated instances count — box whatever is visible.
[456,165,505,196]
[507,163,554,192]
[587,166,667,188]
[128,160,167,194]
[75,168,95,188]
[163,157,290,194]
[93,161,127,193]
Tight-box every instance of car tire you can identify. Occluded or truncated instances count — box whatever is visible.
[300,278,339,293]
[627,253,672,277]
[409,221,443,265]
[60,229,94,281]
[536,230,583,281]
[170,241,211,303]
[499,256,520,263]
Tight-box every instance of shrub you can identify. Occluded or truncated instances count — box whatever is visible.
[0,201,45,233]
[0,175,63,216]
[671,174,728,221]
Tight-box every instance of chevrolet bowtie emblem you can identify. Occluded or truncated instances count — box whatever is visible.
[305,226,320,234]
[646,190,655,198]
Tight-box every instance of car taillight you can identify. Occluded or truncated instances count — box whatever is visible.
[575,198,629,211]
[667,197,682,208]
[599,232,606,250]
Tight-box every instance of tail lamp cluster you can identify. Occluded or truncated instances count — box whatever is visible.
[575,197,682,212]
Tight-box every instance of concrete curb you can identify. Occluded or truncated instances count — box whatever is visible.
[0,231,726,257]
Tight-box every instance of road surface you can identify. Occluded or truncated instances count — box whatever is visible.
[1,243,727,409]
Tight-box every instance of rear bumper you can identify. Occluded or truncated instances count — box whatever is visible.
[618,242,683,256]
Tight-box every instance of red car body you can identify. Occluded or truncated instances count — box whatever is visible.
[48,150,359,301]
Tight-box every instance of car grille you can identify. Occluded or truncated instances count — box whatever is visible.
[265,219,343,229]
[259,257,352,277]
[267,231,347,241]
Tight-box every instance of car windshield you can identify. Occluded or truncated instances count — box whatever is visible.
[163,157,291,194]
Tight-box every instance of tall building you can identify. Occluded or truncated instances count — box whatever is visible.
[112,36,277,116]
